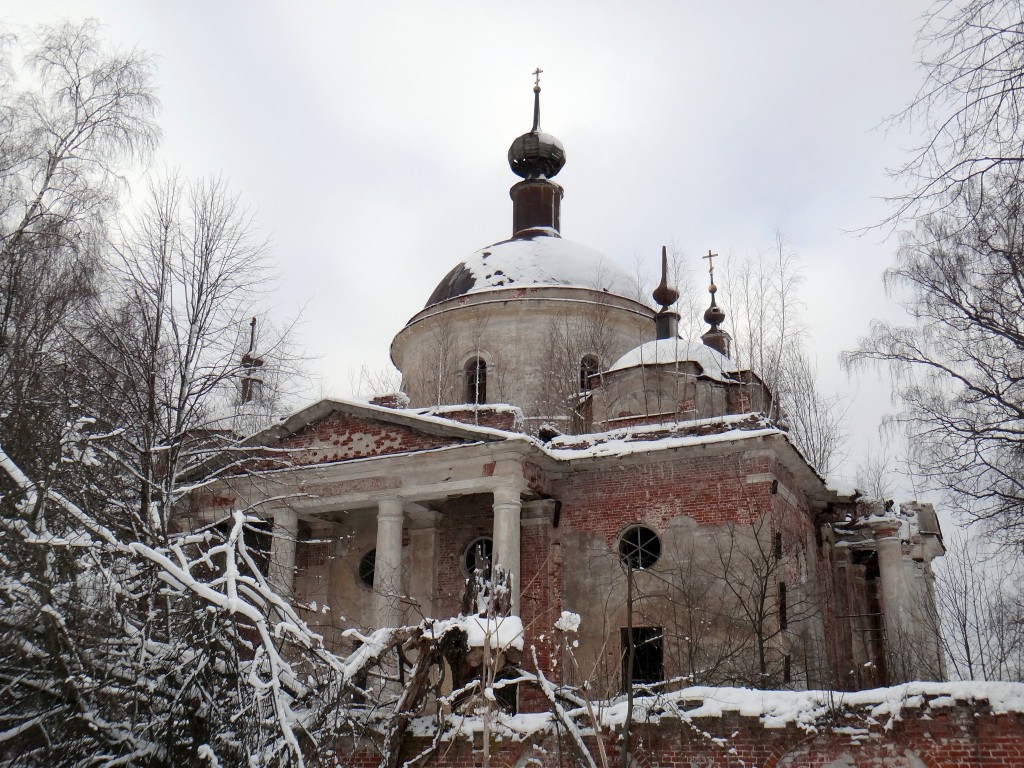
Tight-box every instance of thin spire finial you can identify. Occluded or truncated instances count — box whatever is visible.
[247,316,257,354]
[700,248,730,356]
[531,67,543,132]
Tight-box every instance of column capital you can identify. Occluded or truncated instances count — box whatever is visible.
[272,507,299,523]
[865,517,902,541]
[407,505,442,529]
[493,481,527,506]
[376,496,405,521]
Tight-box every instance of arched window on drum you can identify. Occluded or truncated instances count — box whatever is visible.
[580,354,599,391]
[465,357,487,404]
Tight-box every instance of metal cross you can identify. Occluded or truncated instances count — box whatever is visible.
[703,249,718,279]
[533,67,543,88]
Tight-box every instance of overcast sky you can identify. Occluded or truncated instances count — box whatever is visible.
[3,1,939,495]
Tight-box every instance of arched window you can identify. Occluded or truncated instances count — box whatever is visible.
[358,549,376,588]
[580,354,599,391]
[465,357,487,404]
[463,536,493,578]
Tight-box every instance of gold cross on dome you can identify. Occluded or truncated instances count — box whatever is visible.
[533,67,543,88]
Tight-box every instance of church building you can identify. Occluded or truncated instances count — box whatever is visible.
[189,79,945,702]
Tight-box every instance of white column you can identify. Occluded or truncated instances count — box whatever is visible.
[868,520,914,681]
[269,508,298,597]
[492,483,522,615]
[407,507,441,620]
[373,498,405,628]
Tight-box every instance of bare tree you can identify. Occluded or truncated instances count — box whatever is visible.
[0,23,331,765]
[350,362,404,400]
[779,348,848,476]
[0,434,385,767]
[700,513,823,689]
[0,19,158,483]
[80,173,300,537]
[721,232,805,406]
[658,541,751,687]
[719,234,847,476]
[932,534,1024,681]
[845,169,1024,542]
[402,310,460,407]
[536,299,619,434]
[889,0,1024,225]
[854,452,898,501]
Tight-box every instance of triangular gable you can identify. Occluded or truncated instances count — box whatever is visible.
[276,409,470,465]
[249,398,508,469]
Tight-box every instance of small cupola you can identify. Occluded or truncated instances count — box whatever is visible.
[240,316,265,404]
[700,250,731,358]
[507,69,565,238]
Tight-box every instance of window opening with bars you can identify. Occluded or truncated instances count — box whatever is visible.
[618,525,661,569]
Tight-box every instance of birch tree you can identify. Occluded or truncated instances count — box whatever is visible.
[0,23,325,767]
[0,18,158,492]
[890,0,1024,225]
[846,170,1024,541]
[720,236,847,476]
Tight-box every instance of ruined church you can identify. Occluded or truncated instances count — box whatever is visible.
[190,80,945,702]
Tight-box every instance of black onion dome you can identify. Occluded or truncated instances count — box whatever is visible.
[508,131,566,179]
[704,302,726,326]
[704,284,726,326]
[508,83,566,179]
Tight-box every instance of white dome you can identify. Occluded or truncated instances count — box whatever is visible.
[607,338,736,382]
[425,232,635,307]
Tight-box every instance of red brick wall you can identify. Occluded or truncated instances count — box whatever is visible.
[434,496,495,618]
[555,450,778,542]
[551,448,858,689]
[340,696,1024,767]
[272,411,465,466]
[518,502,560,710]
[429,406,523,432]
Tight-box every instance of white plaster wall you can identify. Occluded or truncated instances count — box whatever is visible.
[391,287,655,422]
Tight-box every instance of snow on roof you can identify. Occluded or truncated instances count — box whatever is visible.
[543,413,781,460]
[825,478,858,497]
[416,403,524,416]
[267,397,519,443]
[607,337,737,381]
[425,233,636,307]
[834,500,929,543]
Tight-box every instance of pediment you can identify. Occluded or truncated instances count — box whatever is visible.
[251,398,507,468]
